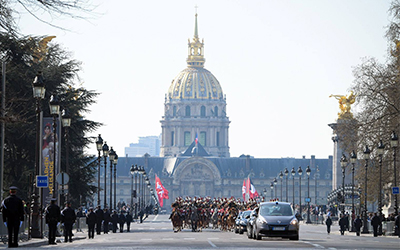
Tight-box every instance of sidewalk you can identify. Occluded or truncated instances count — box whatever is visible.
[300,221,400,238]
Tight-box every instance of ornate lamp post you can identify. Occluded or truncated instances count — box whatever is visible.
[49,94,60,199]
[340,154,347,215]
[130,165,139,218]
[102,141,109,209]
[270,182,274,200]
[291,167,296,209]
[61,108,71,204]
[95,135,103,206]
[315,166,319,206]
[298,166,303,219]
[377,140,385,230]
[31,72,45,238]
[113,153,118,210]
[145,176,150,209]
[142,169,147,212]
[273,178,278,200]
[306,166,311,224]
[362,145,370,234]
[108,147,116,210]
[350,150,357,232]
[391,131,398,216]
[279,171,283,201]
[284,168,289,202]
[263,188,267,201]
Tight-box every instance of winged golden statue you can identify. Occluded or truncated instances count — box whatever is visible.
[329,91,357,119]
[32,36,56,63]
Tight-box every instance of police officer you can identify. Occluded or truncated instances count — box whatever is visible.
[45,198,61,245]
[354,215,363,236]
[94,206,104,235]
[61,201,76,242]
[111,210,119,233]
[325,215,332,234]
[86,207,96,239]
[119,211,126,233]
[339,214,346,235]
[371,212,381,237]
[103,208,111,234]
[1,186,24,248]
[125,212,133,232]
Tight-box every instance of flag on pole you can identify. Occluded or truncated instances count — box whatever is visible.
[155,174,169,207]
[245,176,251,201]
[195,132,198,145]
[249,178,259,199]
[242,179,247,201]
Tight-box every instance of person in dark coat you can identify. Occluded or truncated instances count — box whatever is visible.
[45,198,61,245]
[61,201,76,243]
[111,210,119,233]
[191,208,198,232]
[125,212,133,232]
[86,207,96,239]
[103,208,111,234]
[354,215,363,236]
[371,212,381,237]
[338,214,347,235]
[94,206,104,235]
[119,212,126,232]
[325,216,332,234]
[1,186,24,248]
[395,214,400,237]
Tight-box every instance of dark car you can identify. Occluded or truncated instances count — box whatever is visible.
[253,201,299,240]
[246,208,258,239]
[238,210,252,234]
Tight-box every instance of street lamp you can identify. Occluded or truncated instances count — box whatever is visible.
[350,150,357,232]
[273,178,278,200]
[130,165,134,211]
[377,140,385,231]
[95,134,103,207]
[391,131,398,216]
[102,141,109,209]
[263,188,267,201]
[315,166,319,206]
[298,166,303,220]
[61,108,71,204]
[306,166,311,224]
[142,169,147,212]
[130,165,139,218]
[145,176,150,209]
[362,145,370,234]
[31,72,45,238]
[291,167,296,209]
[113,153,118,210]
[279,171,283,201]
[49,94,60,199]
[270,182,274,200]
[108,147,116,210]
[284,168,289,202]
[340,154,347,215]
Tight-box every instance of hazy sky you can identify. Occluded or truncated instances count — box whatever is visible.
[17,0,392,159]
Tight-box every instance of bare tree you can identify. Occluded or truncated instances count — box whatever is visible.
[0,0,97,34]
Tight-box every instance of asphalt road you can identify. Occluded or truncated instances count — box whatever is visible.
[7,214,400,249]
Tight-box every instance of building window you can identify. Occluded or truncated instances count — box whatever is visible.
[200,106,206,117]
[184,131,191,146]
[214,106,218,116]
[171,131,175,146]
[185,106,191,117]
[199,131,206,146]
[173,106,177,116]
[216,132,220,146]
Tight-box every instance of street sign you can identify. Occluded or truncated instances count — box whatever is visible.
[56,172,70,185]
[305,197,311,203]
[36,175,48,188]
[393,187,399,194]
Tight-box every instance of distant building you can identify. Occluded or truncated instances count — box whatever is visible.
[125,136,161,157]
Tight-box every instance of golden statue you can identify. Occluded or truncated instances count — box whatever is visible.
[329,91,357,119]
[32,36,56,63]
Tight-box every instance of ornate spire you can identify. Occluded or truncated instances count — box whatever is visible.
[187,13,205,68]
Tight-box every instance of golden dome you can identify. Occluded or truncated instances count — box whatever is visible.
[167,13,223,100]
[168,67,223,100]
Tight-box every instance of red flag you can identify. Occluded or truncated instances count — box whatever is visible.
[246,176,251,201]
[155,174,169,207]
[249,178,259,199]
[242,179,247,201]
